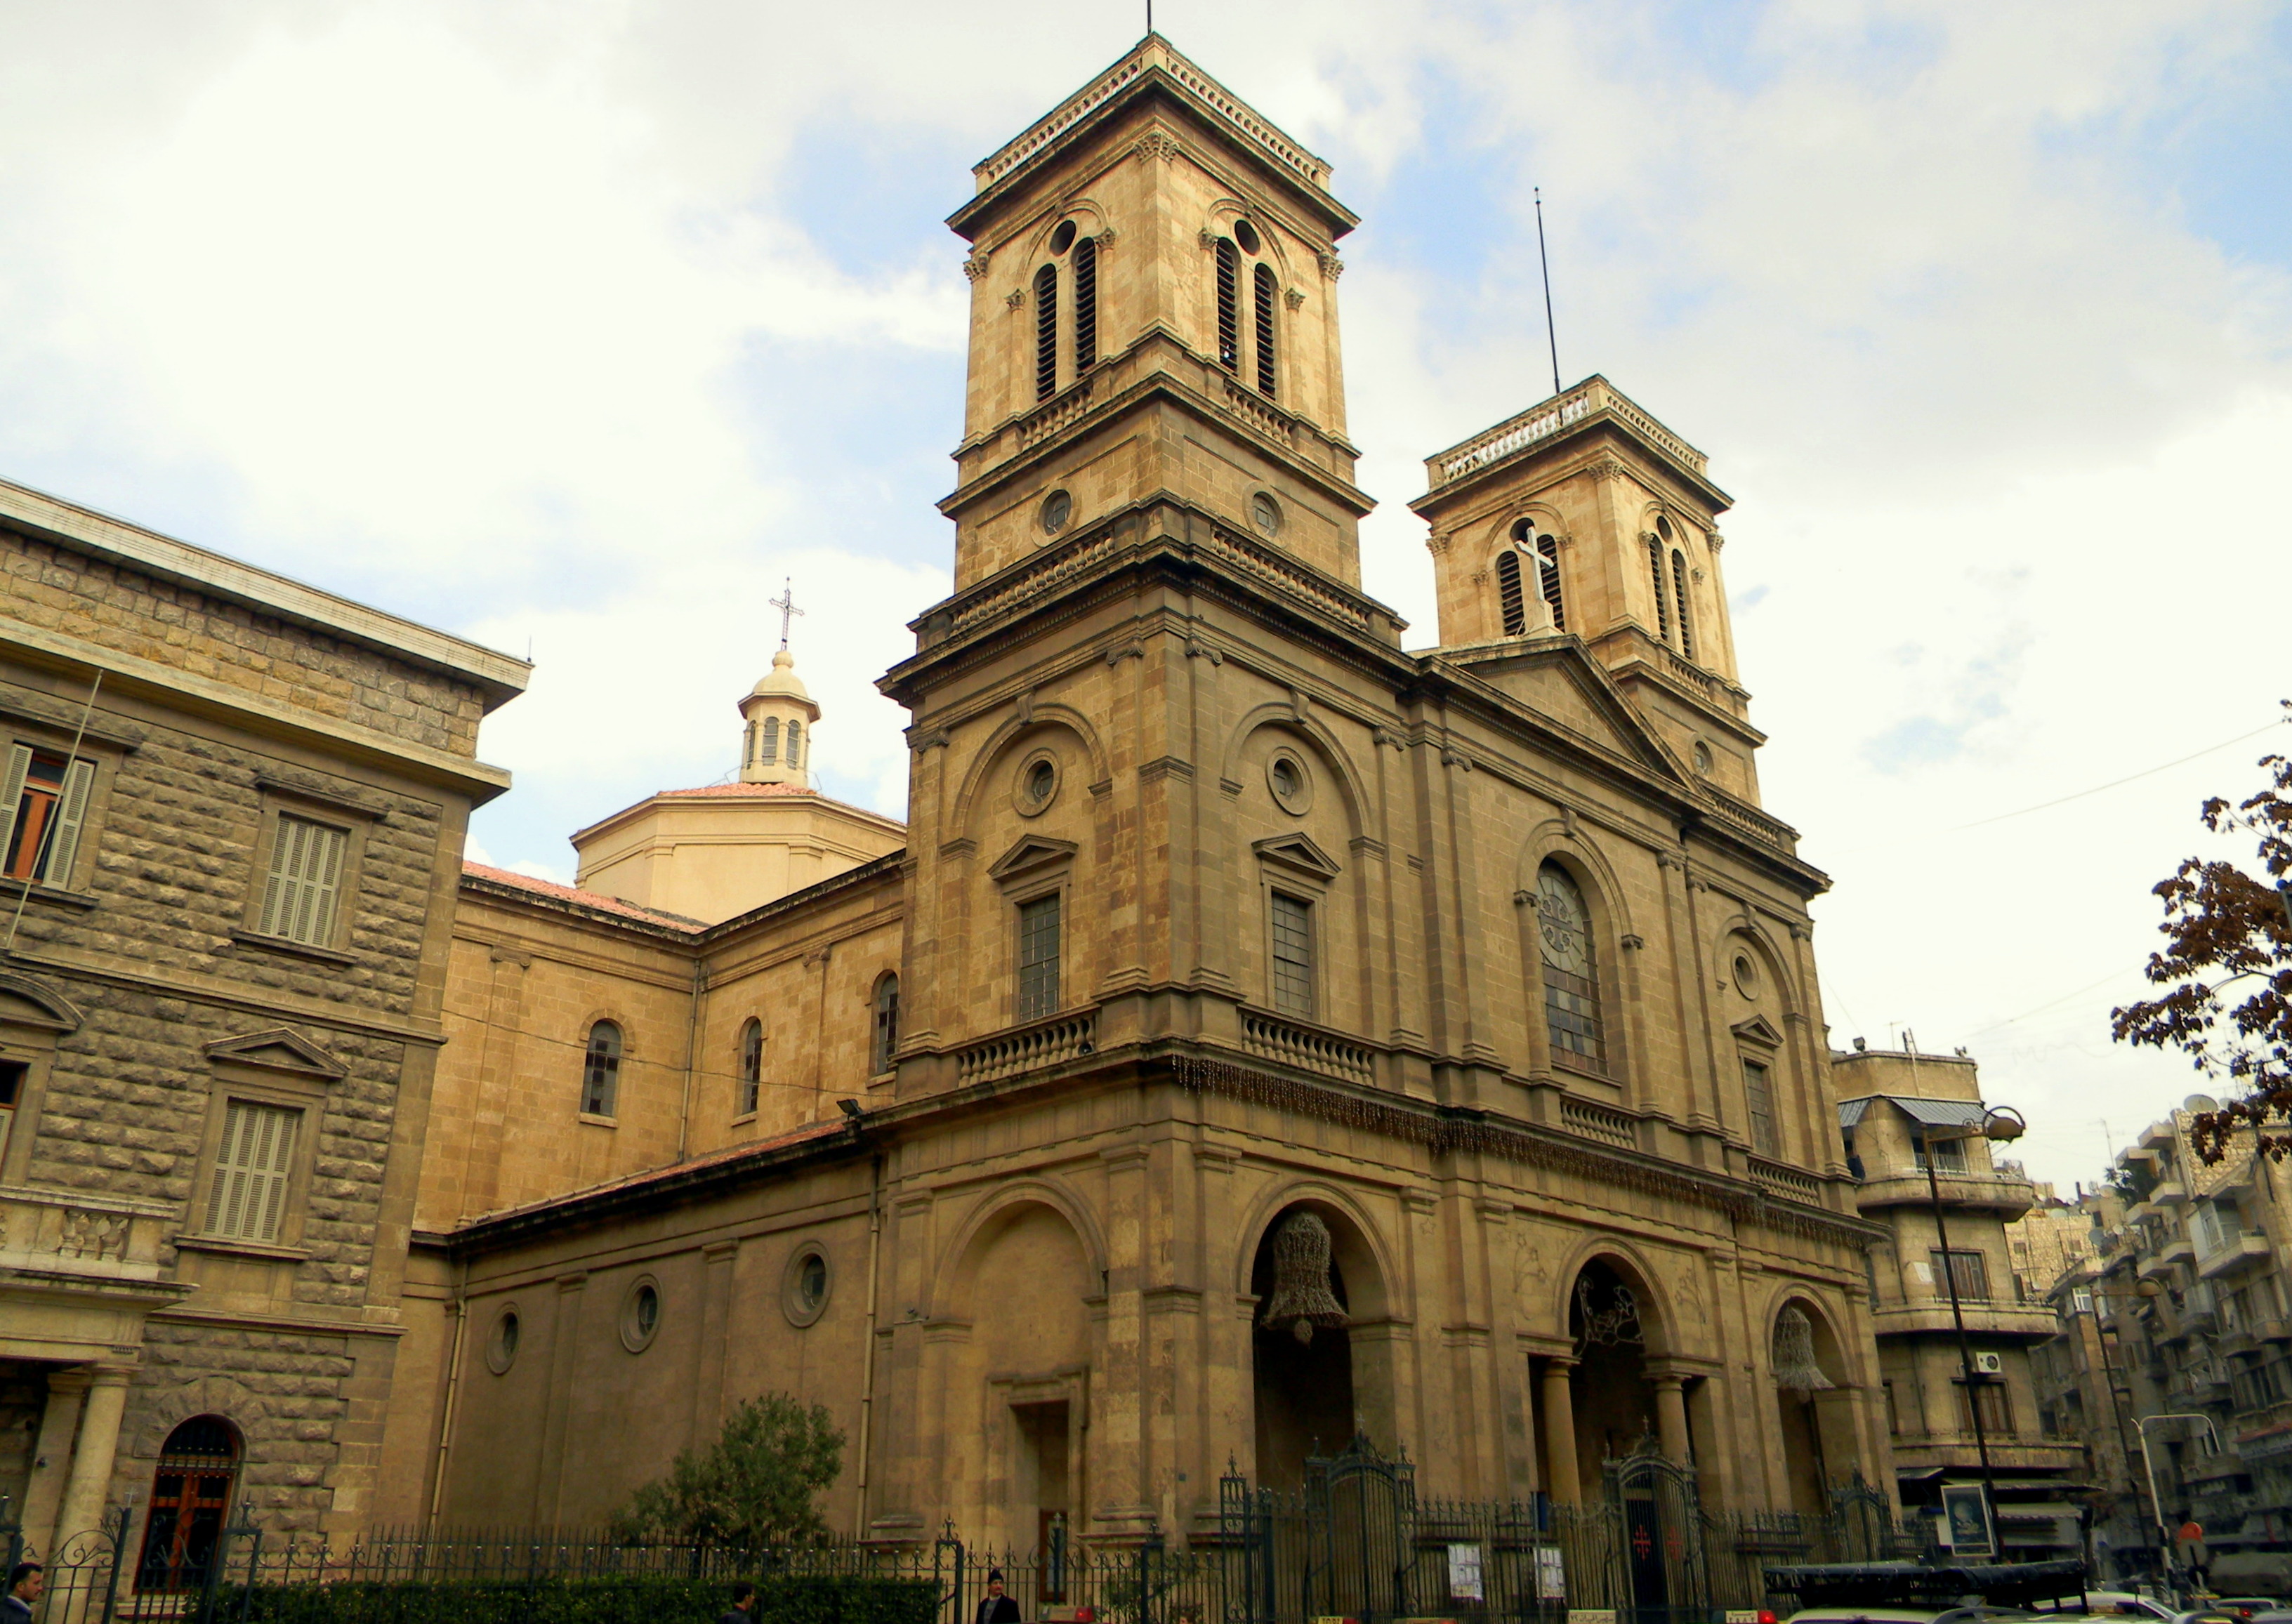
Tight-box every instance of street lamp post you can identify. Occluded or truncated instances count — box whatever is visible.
[2076,1272,2163,1583]
[1922,1104,2028,1549]
[2136,1413,2221,1602]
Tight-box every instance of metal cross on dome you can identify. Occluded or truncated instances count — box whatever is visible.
[770,579,804,649]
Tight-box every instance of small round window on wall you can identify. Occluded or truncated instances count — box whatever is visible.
[485,1305,521,1375]
[619,1276,663,1354]
[1050,219,1079,255]
[1041,490,1073,536]
[783,1243,833,1328]
[1013,750,1061,818]
[1266,748,1313,816]
[1250,492,1282,539]
[1733,953,1759,996]
[1233,218,1261,256]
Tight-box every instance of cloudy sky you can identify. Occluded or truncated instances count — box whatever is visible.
[4,1,2286,1193]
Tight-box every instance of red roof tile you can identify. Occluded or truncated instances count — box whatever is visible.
[460,861,705,930]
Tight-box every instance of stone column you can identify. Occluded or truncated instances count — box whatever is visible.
[1540,1357,1581,1504]
[21,1369,91,1554]
[1652,1375,1692,1465]
[53,1365,132,1545]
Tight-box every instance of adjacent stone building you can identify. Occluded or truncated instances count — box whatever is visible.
[1833,1046,2084,1556]
[376,34,1897,1550]
[2074,1108,2292,1590]
[0,476,525,1569]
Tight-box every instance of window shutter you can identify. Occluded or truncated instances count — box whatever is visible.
[1538,534,1567,631]
[41,758,94,885]
[1214,240,1239,372]
[1671,549,1695,659]
[1253,264,1278,397]
[261,816,347,945]
[206,1100,300,1241]
[1034,263,1060,401]
[1496,551,1526,635]
[1073,236,1098,372]
[760,717,779,765]
[1647,538,1671,645]
[786,722,802,770]
[0,744,29,869]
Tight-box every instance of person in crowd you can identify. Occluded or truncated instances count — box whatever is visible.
[975,1568,1022,1624]
[4,1562,43,1624]
[719,1578,758,1624]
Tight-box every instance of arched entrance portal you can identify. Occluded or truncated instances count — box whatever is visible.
[136,1415,242,1592]
[1772,1299,1852,1519]
[1569,1260,1659,1500]
[1251,1202,1392,1490]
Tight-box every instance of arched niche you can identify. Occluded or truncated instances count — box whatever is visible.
[1564,1253,1669,1498]
[1246,1195,1395,1489]
[1769,1292,1861,1519]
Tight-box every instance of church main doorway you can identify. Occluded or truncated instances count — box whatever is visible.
[1250,1207,1357,1491]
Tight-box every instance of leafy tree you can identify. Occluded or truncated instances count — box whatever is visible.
[2112,708,2292,1163]
[612,1394,844,1548]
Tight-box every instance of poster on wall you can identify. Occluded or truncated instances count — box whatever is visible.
[1536,1545,1567,1602]
[1448,1543,1486,1602]
[1939,1483,1995,1558]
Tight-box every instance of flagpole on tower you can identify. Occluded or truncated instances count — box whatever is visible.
[1535,187,1562,399]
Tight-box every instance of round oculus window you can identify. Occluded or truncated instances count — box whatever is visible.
[619,1276,664,1353]
[1015,751,1060,817]
[1250,492,1282,539]
[783,1243,834,1328]
[1050,220,1078,255]
[485,1307,521,1375]
[1657,513,1674,541]
[1266,750,1312,815]
[1041,490,1073,535]
[1733,953,1758,995]
[1233,218,1261,256]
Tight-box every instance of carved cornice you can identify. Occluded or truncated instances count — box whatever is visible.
[1284,287,1305,311]
[1317,250,1344,279]
[1133,132,1183,164]
[962,250,991,282]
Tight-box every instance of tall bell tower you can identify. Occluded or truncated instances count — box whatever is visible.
[940,34,1371,589]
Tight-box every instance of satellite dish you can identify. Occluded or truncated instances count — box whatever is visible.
[2185,1094,2220,1114]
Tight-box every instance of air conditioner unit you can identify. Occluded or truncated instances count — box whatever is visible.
[1972,1351,2005,1377]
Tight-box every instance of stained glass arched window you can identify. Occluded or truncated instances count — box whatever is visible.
[1536,862,1605,1071]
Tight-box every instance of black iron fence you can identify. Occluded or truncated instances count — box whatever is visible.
[4,1444,1934,1624]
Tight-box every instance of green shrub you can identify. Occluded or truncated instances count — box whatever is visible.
[223,1572,937,1624]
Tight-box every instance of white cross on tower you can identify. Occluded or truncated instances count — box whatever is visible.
[770,579,804,649]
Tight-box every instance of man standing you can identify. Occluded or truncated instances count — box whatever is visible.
[719,1579,757,1624]
[974,1569,1022,1624]
[4,1562,42,1624]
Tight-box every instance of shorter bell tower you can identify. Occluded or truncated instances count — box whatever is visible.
[739,647,819,788]
[1411,375,1770,805]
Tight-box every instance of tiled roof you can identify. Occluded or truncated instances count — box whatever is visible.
[460,861,705,930]
[456,1118,850,1230]
[656,782,817,798]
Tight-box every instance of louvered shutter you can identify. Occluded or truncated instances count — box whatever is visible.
[205,1100,300,1241]
[40,758,96,884]
[0,744,29,872]
[259,816,347,944]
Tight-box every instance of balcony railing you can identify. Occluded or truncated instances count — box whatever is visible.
[1239,1012,1375,1084]
[1751,1157,1823,1205]
[0,1184,177,1283]
[1424,376,1711,489]
[1560,1096,1639,1150]
[956,1011,1097,1086]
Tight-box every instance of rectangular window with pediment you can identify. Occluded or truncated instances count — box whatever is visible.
[1742,1059,1779,1158]
[204,1099,301,1243]
[1017,892,1062,1021]
[1270,892,1315,1019]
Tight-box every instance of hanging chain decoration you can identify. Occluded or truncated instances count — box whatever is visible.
[1573,1274,1644,1351]
[1258,1212,1350,1345]
[1771,1304,1835,1392]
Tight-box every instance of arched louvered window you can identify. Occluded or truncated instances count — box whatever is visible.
[871,975,900,1076]
[785,722,803,770]
[1073,236,1098,373]
[1671,549,1695,661]
[1034,263,1059,402]
[1214,239,1239,372]
[738,1018,763,1116]
[1253,263,1278,397]
[1648,536,1672,645]
[1536,863,1605,1072]
[1496,549,1527,635]
[582,1022,622,1117]
[759,716,780,765]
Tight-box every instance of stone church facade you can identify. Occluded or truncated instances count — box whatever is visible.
[372,35,1894,1550]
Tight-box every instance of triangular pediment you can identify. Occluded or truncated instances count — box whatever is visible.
[1731,1015,1784,1048]
[1435,639,1690,785]
[987,834,1080,883]
[204,1026,346,1081]
[1251,832,1343,882]
[0,973,83,1035]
